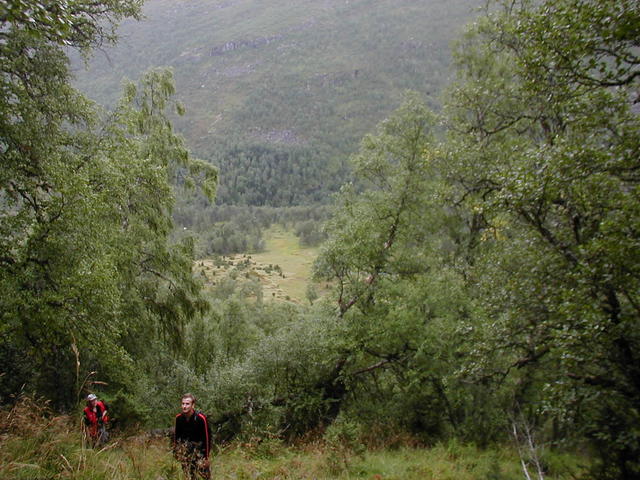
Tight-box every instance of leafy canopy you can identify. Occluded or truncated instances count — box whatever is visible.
[0,0,216,407]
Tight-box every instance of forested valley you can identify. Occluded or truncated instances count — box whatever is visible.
[1,1,639,479]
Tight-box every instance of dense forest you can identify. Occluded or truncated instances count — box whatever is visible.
[2,1,640,479]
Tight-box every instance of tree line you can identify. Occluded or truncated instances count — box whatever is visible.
[208,143,347,207]
[173,202,331,256]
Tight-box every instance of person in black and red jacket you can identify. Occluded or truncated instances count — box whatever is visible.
[174,393,211,479]
[83,393,109,447]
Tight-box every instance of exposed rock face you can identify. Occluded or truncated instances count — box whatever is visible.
[218,64,259,78]
[308,70,362,89]
[251,129,305,146]
[208,20,315,57]
[210,35,285,56]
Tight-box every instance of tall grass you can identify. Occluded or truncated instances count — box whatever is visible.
[0,396,177,480]
[1,396,586,479]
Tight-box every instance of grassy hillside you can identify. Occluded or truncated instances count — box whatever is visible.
[72,0,478,206]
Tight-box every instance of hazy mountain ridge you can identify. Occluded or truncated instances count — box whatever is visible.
[74,0,478,155]
[72,0,478,208]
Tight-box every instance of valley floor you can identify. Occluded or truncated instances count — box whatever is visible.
[196,227,329,303]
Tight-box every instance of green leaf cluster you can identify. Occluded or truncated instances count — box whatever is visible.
[441,0,640,476]
[0,1,216,410]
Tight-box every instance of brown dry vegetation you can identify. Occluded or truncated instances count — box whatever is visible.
[0,396,586,480]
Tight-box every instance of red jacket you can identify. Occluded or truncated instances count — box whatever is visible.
[83,401,108,426]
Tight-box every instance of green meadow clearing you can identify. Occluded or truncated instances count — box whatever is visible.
[196,227,329,303]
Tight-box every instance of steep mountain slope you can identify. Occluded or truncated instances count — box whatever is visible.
[73,0,478,205]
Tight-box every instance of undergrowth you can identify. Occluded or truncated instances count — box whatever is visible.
[0,396,586,479]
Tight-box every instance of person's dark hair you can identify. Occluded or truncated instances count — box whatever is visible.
[181,393,196,404]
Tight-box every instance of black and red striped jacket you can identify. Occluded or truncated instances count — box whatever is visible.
[174,411,211,458]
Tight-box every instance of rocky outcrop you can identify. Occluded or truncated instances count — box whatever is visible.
[209,35,285,56]
[307,70,362,89]
[208,20,316,57]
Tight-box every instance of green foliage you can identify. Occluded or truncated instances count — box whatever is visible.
[443,0,640,476]
[206,302,344,438]
[211,143,346,207]
[314,93,495,444]
[2,3,638,477]
[0,0,216,412]
[103,391,152,429]
[295,219,327,247]
[324,417,365,455]
[0,0,143,49]
[182,4,640,473]
[174,199,331,256]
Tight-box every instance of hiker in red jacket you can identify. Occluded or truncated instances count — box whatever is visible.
[174,393,211,479]
[83,393,109,447]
